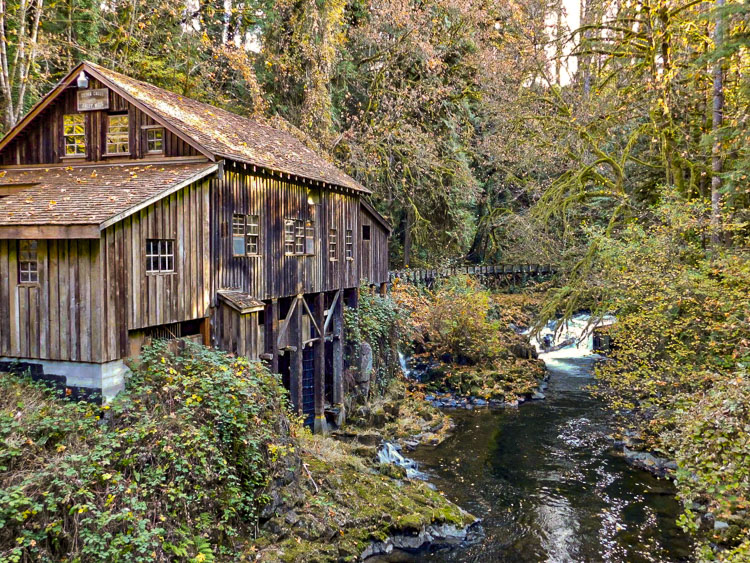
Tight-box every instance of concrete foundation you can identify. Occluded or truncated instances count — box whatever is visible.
[0,357,130,401]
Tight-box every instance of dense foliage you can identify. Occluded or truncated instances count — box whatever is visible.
[0,342,292,562]
[344,286,402,398]
[558,200,750,559]
[393,276,545,400]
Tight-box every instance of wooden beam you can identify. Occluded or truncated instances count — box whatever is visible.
[266,299,279,374]
[300,294,321,337]
[323,289,340,334]
[0,224,100,239]
[289,298,303,414]
[276,295,299,348]
[332,291,344,411]
[313,292,327,434]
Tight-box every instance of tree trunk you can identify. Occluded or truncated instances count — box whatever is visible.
[402,205,414,267]
[710,0,725,245]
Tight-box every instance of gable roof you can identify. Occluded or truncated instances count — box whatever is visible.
[360,198,393,233]
[0,162,216,231]
[8,61,367,194]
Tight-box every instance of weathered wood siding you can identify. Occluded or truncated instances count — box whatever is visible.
[0,239,103,362]
[358,206,389,285]
[101,178,211,361]
[213,163,360,300]
[1,78,200,166]
[214,304,263,359]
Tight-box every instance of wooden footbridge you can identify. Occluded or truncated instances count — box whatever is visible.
[388,263,555,286]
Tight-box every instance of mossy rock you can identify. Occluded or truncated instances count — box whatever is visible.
[378,462,407,479]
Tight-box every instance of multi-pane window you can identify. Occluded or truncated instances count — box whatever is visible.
[284,220,296,255]
[246,214,260,254]
[18,240,38,283]
[345,229,353,259]
[63,114,85,156]
[329,229,337,261]
[294,220,305,254]
[106,114,129,154]
[146,239,174,273]
[233,214,260,256]
[305,220,315,255]
[146,127,164,153]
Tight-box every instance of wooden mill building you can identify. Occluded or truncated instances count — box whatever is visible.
[0,62,390,430]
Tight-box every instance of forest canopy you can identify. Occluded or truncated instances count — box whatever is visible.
[4,0,743,267]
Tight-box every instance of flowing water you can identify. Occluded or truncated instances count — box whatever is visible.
[382,317,694,562]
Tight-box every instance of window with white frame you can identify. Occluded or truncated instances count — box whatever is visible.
[284,220,296,255]
[63,114,85,156]
[329,229,337,261]
[305,220,315,255]
[345,229,353,260]
[18,240,38,283]
[106,114,129,154]
[294,220,305,254]
[233,214,260,256]
[146,239,174,273]
[146,127,164,153]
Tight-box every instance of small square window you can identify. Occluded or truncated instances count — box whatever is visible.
[146,127,164,153]
[362,225,371,241]
[145,239,174,273]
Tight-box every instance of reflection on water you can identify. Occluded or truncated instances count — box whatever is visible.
[383,347,693,562]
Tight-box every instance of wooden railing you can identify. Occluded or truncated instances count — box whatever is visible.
[388,264,555,284]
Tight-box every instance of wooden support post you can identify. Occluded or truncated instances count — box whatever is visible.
[313,292,328,434]
[290,297,303,414]
[332,292,345,425]
[200,316,211,347]
[379,282,387,296]
[266,299,279,374]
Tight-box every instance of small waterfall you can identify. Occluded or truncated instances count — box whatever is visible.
[378,441,426,480]
[398,351,411,379]
[529,313,617,357]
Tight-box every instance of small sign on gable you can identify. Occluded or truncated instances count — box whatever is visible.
[77,88,110,111]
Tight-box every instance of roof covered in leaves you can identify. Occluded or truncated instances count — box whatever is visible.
[0,162,216,226]
[84,63,368,193]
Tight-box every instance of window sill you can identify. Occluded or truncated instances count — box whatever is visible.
[18,282,40,287]
[146,271,176,276]
[103,152,131,158]
[146,150,164,156]
[60,154,86,160]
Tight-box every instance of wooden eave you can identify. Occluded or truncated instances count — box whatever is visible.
[220,154,371,196]
[360,198,393,233]
[0,224,100,239]
[98,163,218,230]
[217,290,265,314]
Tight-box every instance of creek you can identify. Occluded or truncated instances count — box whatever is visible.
[380,317,694,562]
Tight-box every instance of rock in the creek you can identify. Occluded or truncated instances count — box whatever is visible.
[473,398,487,407]
[356,432,381,446]
[623,447,676,478]
[714,520,729,531]
[531,390,546,400]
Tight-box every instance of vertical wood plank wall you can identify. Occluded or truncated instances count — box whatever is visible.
[213,164,366,301]
[0,80,200,166]
[100,179,211,361]
[0,239,102,362]
[358,207,389,285]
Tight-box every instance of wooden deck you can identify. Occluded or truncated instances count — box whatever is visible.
[388,264,555,285]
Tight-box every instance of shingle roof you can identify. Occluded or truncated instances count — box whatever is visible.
[0,162,216,226]
[217,290,265,313]
[86,63,368,194]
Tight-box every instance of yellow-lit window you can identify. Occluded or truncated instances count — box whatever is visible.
[63,114,85,156]
[106,114,129,154]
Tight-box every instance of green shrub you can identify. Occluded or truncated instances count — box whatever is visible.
[0,341,293,562]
